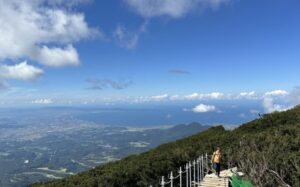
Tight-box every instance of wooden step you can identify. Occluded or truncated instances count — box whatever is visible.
[198,169,231,187]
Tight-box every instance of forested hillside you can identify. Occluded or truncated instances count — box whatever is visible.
[32,106,300,187]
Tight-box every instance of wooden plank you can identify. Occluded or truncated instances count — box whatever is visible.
[199,168,232,187]
[188,168,236,187]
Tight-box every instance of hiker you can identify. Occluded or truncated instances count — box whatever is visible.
[211,147,222,177]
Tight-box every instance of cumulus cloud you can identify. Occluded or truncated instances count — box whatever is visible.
[150,94,169,101]
[132,92,226,103]
[237,91,257,100]
[0,0,98,69]
[240,91,254,96]
[262,87,300,113]
[184,92,225,100]
[87,79,133,90]
[113,21,148,49]
[131,94,170,102]
[134,89,300,113]
[124,0,231,18]
[264,90,288,96]
[262,89,291,113]
[208,92,225,99]
[32,98,53,104]
[192,104,217,113]
[262,97,290,113]
[184,93,200,100]
[0,61,43,81]
[33,45,80,67]
[289,87,300,106]
[240,91,255,97]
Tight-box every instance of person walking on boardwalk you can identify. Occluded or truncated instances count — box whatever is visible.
[212,147,222,177]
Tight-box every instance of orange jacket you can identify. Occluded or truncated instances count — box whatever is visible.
[212,151,222,163]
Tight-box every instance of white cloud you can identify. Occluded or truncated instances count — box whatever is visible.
[0,61,43,81]
[150,94,169,101]
[264,90,288,96]
[240,91,255,97]
[132,94,170,103]
[129,89,299,113]
[262,90,291,113]
[192,104,217,113]
[184,92,225,100]
[33,45,80,67]
[209,92,224,99]
[185,93,201,100]
[261,88,300,113]
[32,98,53,104]
[289,87,300,107]
[121,0,230,49]
[238,91,257,100]
[124,0,231,18]
[132,92,226,103]
[262,97,290,113]
[113,21,148,49]
[0,0,98,68]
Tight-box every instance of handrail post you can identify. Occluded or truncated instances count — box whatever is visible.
[179,167,182,187]
[193,160,196,186]
[186,163,189,187]
[197,157,200,184]
[189,162,192,187]
[205,153,208,175]
[170,171,173,187]
[228,153,231,169]
[201,155,204,179]
[199,156,202,181]
[157,154,216,187]
[161,176,165,187]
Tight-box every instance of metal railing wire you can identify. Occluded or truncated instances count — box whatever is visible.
[158,153,211,187]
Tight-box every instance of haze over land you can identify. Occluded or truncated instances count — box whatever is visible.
[31,107,300,187]
[0,107,212,186]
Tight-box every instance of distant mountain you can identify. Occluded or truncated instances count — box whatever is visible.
[31,107,300,187]
[141,122,210,146]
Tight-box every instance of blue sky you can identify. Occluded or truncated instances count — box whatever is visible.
[0,0,300,113]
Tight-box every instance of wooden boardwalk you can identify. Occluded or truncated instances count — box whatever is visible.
[194,168,235,187]
[157,154,240,187]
